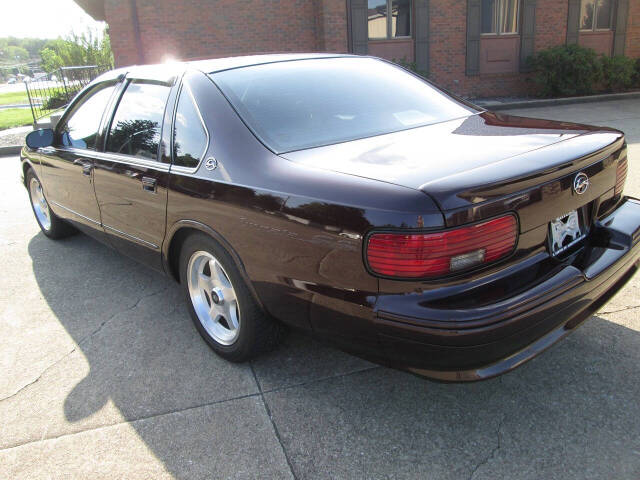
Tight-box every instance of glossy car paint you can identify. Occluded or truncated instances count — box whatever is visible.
[21,55,640,381]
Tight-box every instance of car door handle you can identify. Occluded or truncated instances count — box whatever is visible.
[141,176,157,193]
[73,159,93,176]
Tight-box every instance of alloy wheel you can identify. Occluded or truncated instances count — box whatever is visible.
[187,250,240,345]
[29,177,51,231]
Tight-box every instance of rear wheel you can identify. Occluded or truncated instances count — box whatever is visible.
[26,169,76,239]
[179,232,283,361]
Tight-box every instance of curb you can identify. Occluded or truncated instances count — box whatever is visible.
[0,145,22,156]
[475,91,640,111]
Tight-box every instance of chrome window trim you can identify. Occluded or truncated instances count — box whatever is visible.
[170,80,210,175]
[49,200,100,225]
[56,147,171,172]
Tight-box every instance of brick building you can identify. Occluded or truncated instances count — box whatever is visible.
[75,0,639,98]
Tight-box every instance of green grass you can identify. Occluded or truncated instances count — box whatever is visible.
[0,90,29,106]
[0,86,68,107]
[0,108,33,130]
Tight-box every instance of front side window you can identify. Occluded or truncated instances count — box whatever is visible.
[368,0,411,40]
[580,0,613,31]
[172,85,208,169]
[481,0,520,35]
[58,83,116,150]
[211,57,477,153]
[106,81,170,160]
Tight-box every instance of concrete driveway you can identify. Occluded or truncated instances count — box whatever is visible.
[1,98,639,479]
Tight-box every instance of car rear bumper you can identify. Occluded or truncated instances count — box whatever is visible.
[372,197,640,381]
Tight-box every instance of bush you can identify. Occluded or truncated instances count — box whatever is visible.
[392,57,429,79]
[529,44,602,97]
[43,91,67,110]
[601,55,636,92]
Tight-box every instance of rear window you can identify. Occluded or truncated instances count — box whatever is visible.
[210,57,478,153]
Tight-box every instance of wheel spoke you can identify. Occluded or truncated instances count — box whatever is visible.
[221,286,236,303]
[209,303,222,322]
[210,259,230,288]
[225,300,239,330]
[198,272,212,294]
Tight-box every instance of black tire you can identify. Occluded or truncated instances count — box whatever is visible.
[25,168,76,239]
[179,232,283,362]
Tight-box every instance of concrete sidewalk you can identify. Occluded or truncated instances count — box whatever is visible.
[0,125,31,154]
[0,99,639,479]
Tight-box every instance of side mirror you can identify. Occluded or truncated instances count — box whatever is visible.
[26,128,54,150]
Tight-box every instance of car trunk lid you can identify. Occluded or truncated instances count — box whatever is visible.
[281,112,625,231]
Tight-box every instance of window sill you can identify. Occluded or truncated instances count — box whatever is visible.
[368,37,413,42]
[480,33,520,38]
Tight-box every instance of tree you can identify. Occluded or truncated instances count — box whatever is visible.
[0,45,29,63]
[40,28,113,73]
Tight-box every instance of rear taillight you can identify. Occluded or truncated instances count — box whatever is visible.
[615,157,627,196]
[366,215,517,279]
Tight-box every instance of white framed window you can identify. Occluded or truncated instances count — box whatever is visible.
[481,0,520,35]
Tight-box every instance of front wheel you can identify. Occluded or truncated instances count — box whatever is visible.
[179,232,283,362]
[26,169,76,239]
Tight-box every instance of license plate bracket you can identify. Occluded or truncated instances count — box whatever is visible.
[549,210,587,256]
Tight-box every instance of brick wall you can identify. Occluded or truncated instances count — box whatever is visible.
[626,0,640,58]
[103,0,640,97]
[429,0,570,98]
[314,0,349,52]
[105,0,140,67]
[105,0,347,67]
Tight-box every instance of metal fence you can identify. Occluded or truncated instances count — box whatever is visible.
[24,65,111,122]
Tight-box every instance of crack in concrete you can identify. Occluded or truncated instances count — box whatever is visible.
[250,363,298,480]
[261,365,381,396]
[0,348,77,405]
[74,285,170,347]
[0,285,169,404]
[468,409,506,480]
[0,391,265,452]
[0,364,381,452]
[598,304,640,315]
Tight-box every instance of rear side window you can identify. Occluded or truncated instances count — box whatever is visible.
[58,83,116,150]
[106,81,170,160]
[173,85,207,168]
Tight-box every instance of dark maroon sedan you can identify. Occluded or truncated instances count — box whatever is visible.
[21,54,639,381]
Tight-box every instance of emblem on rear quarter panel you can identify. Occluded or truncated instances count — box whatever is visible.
[573,172,589,195]
[205,157,218,171]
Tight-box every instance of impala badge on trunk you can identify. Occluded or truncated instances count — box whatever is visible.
[573,172,589,195]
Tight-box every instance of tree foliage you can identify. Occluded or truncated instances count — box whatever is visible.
[0,37,47,62]
[40,29,113,73]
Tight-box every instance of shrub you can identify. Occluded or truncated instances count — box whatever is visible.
[529,44,602,97]
[601,55,636,92]
[43,91,68,110]
[392,57,429,79]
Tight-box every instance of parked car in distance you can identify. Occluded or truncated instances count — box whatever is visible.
[21,54,640,381]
